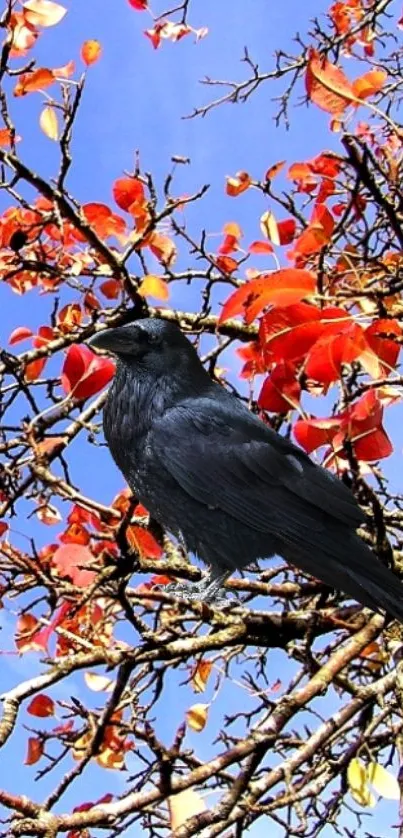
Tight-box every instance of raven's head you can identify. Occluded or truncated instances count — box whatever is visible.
[88,318,203,377]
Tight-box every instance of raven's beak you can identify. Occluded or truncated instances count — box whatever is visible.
[88,326,138,355]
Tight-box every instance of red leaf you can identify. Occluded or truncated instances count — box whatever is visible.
[52,543,96,586]
[219,269,316,324]
[9,325,33,344]
[126,525,163,559]
[304,322,368,384]
[100,279,122,299]
[293,416,340,454]
[248,240,274,255]
[365,319,401,372]
[258,363,301,412]
[25,737,43,765]
[61,345,115,400]
[113,177,145,211]
[277,218,297,244]
[214,255,239,275]
[128,0,148,8]
[260,305,351,366]
[27,694,55,718]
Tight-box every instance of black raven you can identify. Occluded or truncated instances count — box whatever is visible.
[88,318,403,619]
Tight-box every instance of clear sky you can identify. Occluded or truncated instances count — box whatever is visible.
[0,1,401,835]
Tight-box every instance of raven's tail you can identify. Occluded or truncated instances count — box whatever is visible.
[289,532,403,623]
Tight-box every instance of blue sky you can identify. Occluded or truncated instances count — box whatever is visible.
[1,1,402,835]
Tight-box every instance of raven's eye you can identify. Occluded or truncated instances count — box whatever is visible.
[147,333,162,346]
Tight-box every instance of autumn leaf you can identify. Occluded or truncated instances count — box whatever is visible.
[306,48,355,114]
[258,362,301,413]
[25,737,44,766]
[226,171,251,196]
[84,672,115,692]
[61,344,115,400]
[9,325,34,344]
[347,758,376,807]
[126,524,163,559]
[219,269,317,324]
[367,762,400,800]
[81,39,102,66]
[40,106,59,140]
[248,240,274,255]
[0,128,20,147]
[27,694,55,717]
[51,543,96,586]
[128,0,148,8]
[138,274,169,301]
[14,68,55,96]
[186,703,209,732]
[191,659,213,693]
[169,789,206,830]
[113,177,145,211]
[352,69,387,101]
[23,0,67,28]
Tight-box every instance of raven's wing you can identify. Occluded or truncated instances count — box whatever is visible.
[151,393,403,621]
[151,393,364,549]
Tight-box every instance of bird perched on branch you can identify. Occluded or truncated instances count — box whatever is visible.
[88,318,403,619]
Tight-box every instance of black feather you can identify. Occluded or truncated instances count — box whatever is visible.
[88,318,403,621]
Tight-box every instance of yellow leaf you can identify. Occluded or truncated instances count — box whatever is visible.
[260,211,280,246]
[39,106,59,141]
[84,671,115,692]
[223,221,242,239]
[186,703,209,732]
[138,274,169,301]
[347,758,376,808]
[72,731,91,760]
[23,0,67,27]
[96,746,125,770]
[367,762,400,800]
[169,789,206,830]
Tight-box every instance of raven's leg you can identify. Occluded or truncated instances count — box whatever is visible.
[194,567,232,603]
[163,567,232,604]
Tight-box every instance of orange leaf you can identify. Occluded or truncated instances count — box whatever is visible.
[14,68,55,96]
[219,269,317,324]
[148,233,176,266]
[306,48,355,114]
[191,659,213,693]
[0,128,20,147]
[265,160,286,181]
[81,39,102,66]
[23,0,67,27]
[352,69,387,100]
[138,274,169,300]
[226,171,251,196]
[27,694,55,717]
